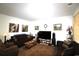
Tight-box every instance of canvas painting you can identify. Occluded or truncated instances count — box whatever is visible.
[35,26,39,30]
[9,23,19,32]
[53,24,62,30]
[22,25,28,32]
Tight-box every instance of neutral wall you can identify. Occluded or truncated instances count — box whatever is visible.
[29,16,73,41]
[0,14,73,42]
[0,14,30,42]
[73,12,79,43]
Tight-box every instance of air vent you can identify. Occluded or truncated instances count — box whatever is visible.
[68,3,72,6]
[67,3,72,7]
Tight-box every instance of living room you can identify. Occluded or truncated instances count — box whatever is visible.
[0,3,79,56]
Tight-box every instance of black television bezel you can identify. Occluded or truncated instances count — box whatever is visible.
[38,31,51,39]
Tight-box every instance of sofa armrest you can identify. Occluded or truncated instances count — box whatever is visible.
[0,45,18,56]
[63,47,74,56]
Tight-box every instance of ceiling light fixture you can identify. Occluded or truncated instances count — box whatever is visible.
[67,3,72,7]
[26,3,54,20]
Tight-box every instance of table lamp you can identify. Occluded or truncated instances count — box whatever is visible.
[3,33,7,44]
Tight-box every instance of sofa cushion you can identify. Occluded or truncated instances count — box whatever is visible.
[5,42,15,48]
[0,45,18,56]
[63,47,74,56]
[0,40,5,48]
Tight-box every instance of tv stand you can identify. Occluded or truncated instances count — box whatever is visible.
[39,39,51,45]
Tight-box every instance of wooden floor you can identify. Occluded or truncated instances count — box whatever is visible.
[18,43,57,56]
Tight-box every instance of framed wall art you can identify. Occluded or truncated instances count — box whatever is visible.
[9,23,19,32]
[35,26,39,30]
[53,24,62,30]
[22,25,28,32]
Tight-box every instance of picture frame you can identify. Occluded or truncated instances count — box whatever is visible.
[9,23,19,32]
[22,25,28,32]
[35,26,39,30]
[53,24,62,30]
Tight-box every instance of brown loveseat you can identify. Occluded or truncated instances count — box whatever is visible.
[0,39,18,56]
[11,34,35,47]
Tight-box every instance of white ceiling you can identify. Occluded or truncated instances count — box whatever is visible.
[0,3,79,20]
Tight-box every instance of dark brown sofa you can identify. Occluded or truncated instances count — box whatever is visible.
[11,34,35,47]
[0,40,18,56]
[63,41,79,56]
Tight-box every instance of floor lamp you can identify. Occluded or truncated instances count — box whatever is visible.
[3,33,7,44]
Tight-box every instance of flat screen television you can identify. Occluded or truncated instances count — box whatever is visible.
[37,31,51,39]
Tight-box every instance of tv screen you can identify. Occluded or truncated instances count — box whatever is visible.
[38,31,51,39]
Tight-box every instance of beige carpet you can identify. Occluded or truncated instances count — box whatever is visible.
[18,43,56,56]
